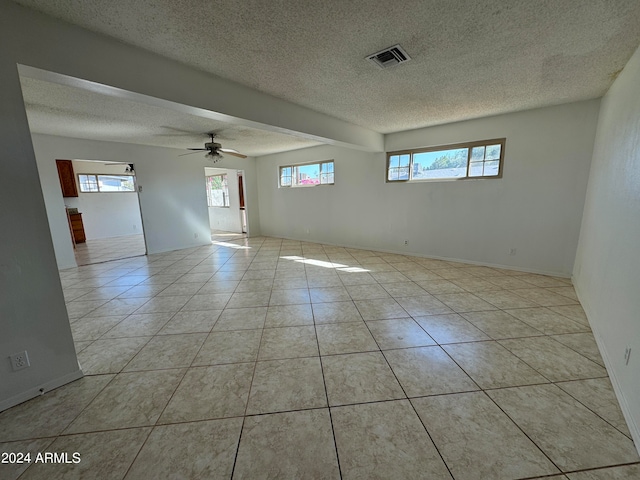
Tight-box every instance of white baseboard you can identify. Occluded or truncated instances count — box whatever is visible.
[0,368,84,412]
[573,281,640,455]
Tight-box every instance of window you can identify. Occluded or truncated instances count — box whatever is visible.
[387,139,505,182]
[78,174,135,192]
[279,160,334,187]
[206,174,229,207]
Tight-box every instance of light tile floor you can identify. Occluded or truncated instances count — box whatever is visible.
[1,236,638,479]
[74,234,146,266]
[211,230,247,242]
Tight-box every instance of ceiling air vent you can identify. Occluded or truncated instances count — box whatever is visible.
[367,44,411,69]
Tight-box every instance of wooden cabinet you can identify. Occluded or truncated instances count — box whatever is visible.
[69,213,86,243]
[56,159,78,197]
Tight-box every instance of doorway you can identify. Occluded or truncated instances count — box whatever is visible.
[205,167,248,241]
[238,171,247,234]
[67,160,146,265]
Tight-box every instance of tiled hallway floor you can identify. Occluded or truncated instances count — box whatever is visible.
[211,230,247,243]
[1,237,638,479]
[74,234,146,266]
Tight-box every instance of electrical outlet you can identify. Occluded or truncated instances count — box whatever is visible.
[624,347,631,366]
[194,233,199,239]
[10,351,30,371]
[404,240,409,245]
[509,248,517,256]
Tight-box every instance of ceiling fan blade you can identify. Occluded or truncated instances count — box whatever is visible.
[159,126,207,135]
[154,133,201,138]
[220,149,247,158]
[187,148,208,151]
[178,151,208,157]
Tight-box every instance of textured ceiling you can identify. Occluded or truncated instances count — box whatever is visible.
[19,77,322,156]
[13,0,640,139]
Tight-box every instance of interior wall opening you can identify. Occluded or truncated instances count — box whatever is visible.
[63,159,147,265]
[205,166,248,242]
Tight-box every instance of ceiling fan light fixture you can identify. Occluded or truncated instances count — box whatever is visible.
[206,151,223,163]
[180,131,246,159]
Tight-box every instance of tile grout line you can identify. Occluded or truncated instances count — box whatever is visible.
[313,307,344,477]
[113,426,155,480]
[552,379,636,440]
[359,317,458,480]
[483,389,566,475]
[229,248,272,478]
[427,335,570,474]
[79,248,239,477]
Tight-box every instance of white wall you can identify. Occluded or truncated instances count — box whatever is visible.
[258,100,600,276]
[573,45,640,447]
[67,193,143,240]
[205,167,243,233]
[65,161,143,240]
[0,53,81,411]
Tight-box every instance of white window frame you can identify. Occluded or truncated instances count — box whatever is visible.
[386,138,505,183]
[279,160,335,188]
[77,174,136,193]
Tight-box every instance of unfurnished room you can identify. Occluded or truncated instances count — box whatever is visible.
[1,1,640,479]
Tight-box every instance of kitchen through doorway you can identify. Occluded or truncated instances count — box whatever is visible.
[63,159,146,265]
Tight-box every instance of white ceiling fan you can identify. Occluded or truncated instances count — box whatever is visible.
[180,133,247,160]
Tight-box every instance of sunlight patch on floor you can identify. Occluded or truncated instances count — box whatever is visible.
[280,255,370,273]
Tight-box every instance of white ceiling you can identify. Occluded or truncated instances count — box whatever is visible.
[13,0,640,152]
